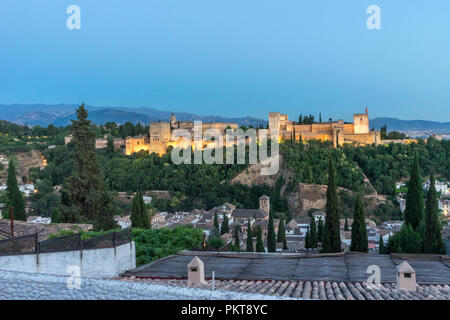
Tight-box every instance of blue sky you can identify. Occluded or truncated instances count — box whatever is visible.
[0,1,449,121]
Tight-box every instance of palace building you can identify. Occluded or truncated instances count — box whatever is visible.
[269,108,381,147]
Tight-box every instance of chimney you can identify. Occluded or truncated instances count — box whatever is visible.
[396,261,417,291]
[187,256,206,285]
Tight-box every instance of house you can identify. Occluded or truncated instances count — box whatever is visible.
[253,219,280,238]
[231,196,270,224]
[287,217,311,236]
[142,196,152,204]
[339,218,376,230]
[26,216,51,224]
[383,220,403,230]
[312,211,326,223]
[115,215,131,229]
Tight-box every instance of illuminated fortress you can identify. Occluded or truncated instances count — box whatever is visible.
[269,108,380,148]
[124,109,384,155]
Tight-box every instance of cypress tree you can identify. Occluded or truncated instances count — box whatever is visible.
[309,217,317,248]
[233,225,240,252]
[256,225,265,252]
[322,156,341,253]
[404,152,424,231]
[344,217,349,231]
[423,172,446,254]
[213,211,220,236]
[267,212,276,252]
[305,231,310,249]
[5,160,26,220]
[379,233,385,254]
[299,135,304,151]
[61,104,116,229]
[138,191,150,229]
[246,219,254,252]
[221,215,229,235]
[276,217,285,242]
[350,194,368,253]
[131,193,143,228]
[106,136,114,154]
[317,217,324,243]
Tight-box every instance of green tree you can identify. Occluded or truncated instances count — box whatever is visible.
[267,212,276,252]
[423,172,446,254]
[277,217,288,250]
[305,231,310,249]
[51,208,61,223]
[350,194,368,253]
[322,156,341,253]
[379,233,385,254]
[213,211,220,236]
[60,104,116,230]
[317,217,324,243]
[233,225,240,252]
[344,217,349,231]
[131,193,143,228]
[5,160,26,220]
[221,215,229,235]
[309,217,317,248]
[106,136,115,154]
[404,152,424,231]
[256,225,265,252]
[246,219,254,252]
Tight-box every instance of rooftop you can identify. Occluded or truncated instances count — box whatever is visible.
[122,251,450,285]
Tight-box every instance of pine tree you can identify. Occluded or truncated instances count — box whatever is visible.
[344,217,349,231]
[317,217,324,243]
[233,226,240,252]
[5,160,26,220]
[423,172,446,254]
[256,225,265,252]
[61,104,116,229]
[221,215,229,235]
[379,233,385,254]
[246,219,254,252]
[293,128,296,141]
[404,152,424,231]
[299,135,304,151]
[322,156,341,253]
[350,194,368,252]
[319,112,322,123]
[267,212,276,252]
[309,217,317,248]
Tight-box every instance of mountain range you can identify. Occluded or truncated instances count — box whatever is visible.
[1,104,449,135]
[0,104,267,128]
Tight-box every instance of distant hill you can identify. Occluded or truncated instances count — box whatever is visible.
[0,104,267,128]
[370,117,450,134]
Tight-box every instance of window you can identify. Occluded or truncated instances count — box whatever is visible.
[404,273,411,278]
[191,268,198,272]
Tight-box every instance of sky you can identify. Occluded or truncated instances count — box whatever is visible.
[0,1,449,122]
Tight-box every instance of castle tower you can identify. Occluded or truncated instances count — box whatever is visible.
[353,110,369,134]
[170,113,177,128]
[259,195,270,215]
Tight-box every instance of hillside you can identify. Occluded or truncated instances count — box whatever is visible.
[371,117,450,134]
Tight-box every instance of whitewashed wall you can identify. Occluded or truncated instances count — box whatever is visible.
[0,241,135,278]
